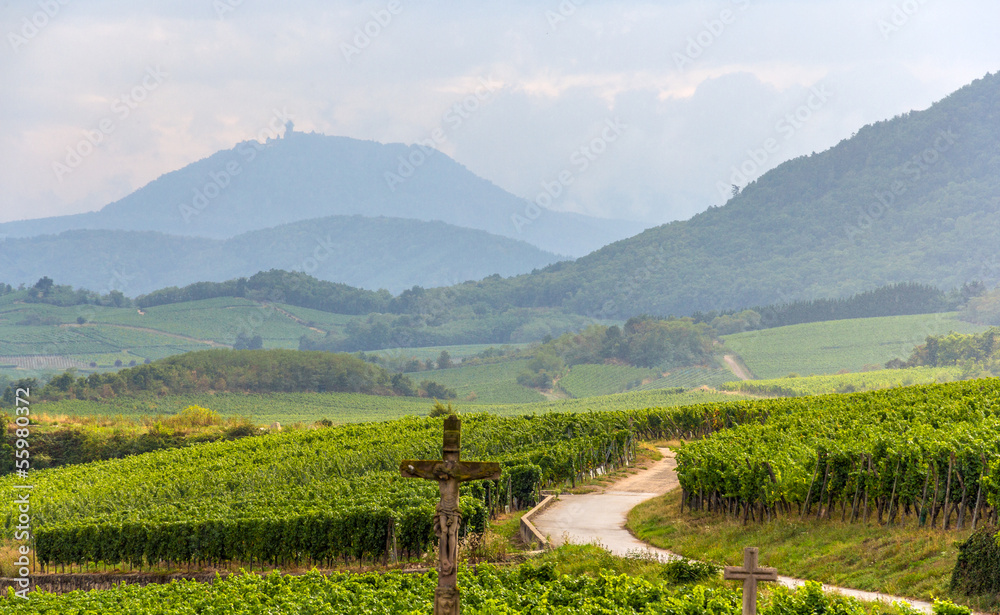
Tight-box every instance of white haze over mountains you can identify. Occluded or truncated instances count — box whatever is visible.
[1,0,998,227]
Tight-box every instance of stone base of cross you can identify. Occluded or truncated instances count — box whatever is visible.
[724,547,778,615]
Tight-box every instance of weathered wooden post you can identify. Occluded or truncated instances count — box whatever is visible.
[401,415,500,615]
[723,547,778,615]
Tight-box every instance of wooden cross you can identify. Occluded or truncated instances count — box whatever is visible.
[723,547,778,615]
[401,414,500,615]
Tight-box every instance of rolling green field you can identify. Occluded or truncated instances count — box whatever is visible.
[558,364,662,398]
[718,366,964,397]
[26,387,755,425]
[407,358,545,404]
[0,298,357,379]
[721,312,985,379]
[372,343,531,362]
[636,366,738,391]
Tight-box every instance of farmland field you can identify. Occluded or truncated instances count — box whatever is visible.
[91,298,311,347]
[558,363,661,397]
[0,299,360,379]
[635,366,737,391]
[719,365,964,397]
[721,312,985,379]
[371,342,531,362]
[407,358,545,404]
[27,387,755,425]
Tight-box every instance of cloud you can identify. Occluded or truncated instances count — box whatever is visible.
[1,0,998,225]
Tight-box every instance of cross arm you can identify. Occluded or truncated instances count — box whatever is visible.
[401,459,501,482]
[723,568,778,582]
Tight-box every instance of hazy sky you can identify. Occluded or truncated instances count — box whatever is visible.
[1,0,997,226]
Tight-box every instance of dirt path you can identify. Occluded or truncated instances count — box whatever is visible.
[723,354,753,380]
[267,305,327,334]
[532,449,944,614]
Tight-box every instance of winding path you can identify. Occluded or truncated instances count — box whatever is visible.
[532,450,944,614]
[723,354,753,381]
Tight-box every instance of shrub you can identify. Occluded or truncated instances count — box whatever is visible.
[950,525,1000,596]
[662,557,720,584]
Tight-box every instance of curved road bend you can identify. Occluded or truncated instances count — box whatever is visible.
[532,449,946,615]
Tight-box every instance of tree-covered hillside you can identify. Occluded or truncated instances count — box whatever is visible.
[434,71,1000,318]
[0,215,565,295]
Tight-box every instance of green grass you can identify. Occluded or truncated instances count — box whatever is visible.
[26,387,756,426]
[636,366,738,391]
[91,298,312,347]
[558,364,661,398]
[719,366,965,396]
[0,299,362,377]
[627,489,986,611]
[409,359,545,404]
[372,343,531,362]
[722,313,986,379]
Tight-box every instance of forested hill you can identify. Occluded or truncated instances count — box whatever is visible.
[461,71,1000,318]
[0,216,565,295]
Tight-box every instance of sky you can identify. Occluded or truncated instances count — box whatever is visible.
[1,0,998,227]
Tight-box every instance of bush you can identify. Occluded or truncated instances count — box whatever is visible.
[933,600,972,615]
[662,557,720,584]
[429,401,453,418]
[950,525,1000,596]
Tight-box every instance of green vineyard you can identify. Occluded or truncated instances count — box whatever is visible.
[0,399,785,570]
[721,313,985,379]
[718,366,963,397]
[675,378,1000,530]
[0,567,894,614]
[557,364,662,398]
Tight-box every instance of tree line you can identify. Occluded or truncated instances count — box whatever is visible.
[1,349,456,403]
[517,316,714,389]
[693,282,978,335]
[888,327,1000,376]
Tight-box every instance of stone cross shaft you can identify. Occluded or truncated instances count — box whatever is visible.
[723,547,778,615]
[400,415,500,615]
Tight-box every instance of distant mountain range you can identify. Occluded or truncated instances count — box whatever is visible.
[0,132,646,257]
[426,71,1000,318]
[0,216,566,295]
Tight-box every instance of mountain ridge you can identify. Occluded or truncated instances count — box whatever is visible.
[403,71,1000,319]
[0,215,567,295]
[0,133,646,257]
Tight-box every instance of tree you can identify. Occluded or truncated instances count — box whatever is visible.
[437,350,453,370]
[429,401,454,417]
[32,276,54,298]
[421,380,456,399]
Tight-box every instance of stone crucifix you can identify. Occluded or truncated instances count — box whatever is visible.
[723,547,778,615]
[401,414,500,615]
